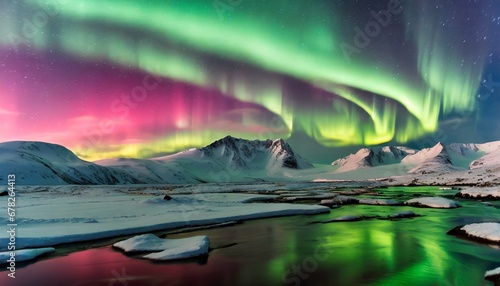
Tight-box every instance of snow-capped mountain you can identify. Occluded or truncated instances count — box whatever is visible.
[446,141,500,169]
[99,136,312,184]
[2,137,500,185]
[401,142,500,174]
[199,136,313,170]
[0,141,139,185]
[332,146,416,172]
[401,143,457,174]
[331,141,500,175]
[1,136,312,185]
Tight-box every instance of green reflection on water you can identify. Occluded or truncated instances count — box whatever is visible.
[267,233,298,282]
[264,186,500,286]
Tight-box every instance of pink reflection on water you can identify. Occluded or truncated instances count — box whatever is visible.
[0,246,238,286]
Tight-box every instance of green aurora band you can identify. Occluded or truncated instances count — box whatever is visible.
[1,0,489,154]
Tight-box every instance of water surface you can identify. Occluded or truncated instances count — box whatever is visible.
[1,187,499,286]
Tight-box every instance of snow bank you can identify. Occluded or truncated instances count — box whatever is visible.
[457,187,500,199]
[405,197,461,208]
[0,248,55,264]
[0,191,329,249]
[461,223,500,242]
[114,234,209,261]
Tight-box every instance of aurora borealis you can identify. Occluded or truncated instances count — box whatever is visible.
[1,0,499,162]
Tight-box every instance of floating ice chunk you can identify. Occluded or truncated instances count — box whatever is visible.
[485,266,500,284]
[485,267,500,278]
[405,197,461,208]
[114,234,209,261]
[461,223,500,242]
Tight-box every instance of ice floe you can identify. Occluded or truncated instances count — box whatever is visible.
[485,267,500,278]
[485,266,500,284]
[461,222,500,242]
[405,197,461,208]
[0,247,55,264]
[114,234,209,261]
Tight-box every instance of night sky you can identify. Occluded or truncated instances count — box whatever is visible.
[1,0,499,163]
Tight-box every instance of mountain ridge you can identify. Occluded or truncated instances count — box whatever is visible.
[0,136,311,185]
[332,141,500,174]
[0,141,141,184]
[1,138,500,185]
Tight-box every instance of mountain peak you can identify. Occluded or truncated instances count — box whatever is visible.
[402,142,448,165]
[203,135,240,151]
[270,138,291,150]
[434,142,445,149]
[200,136,311,169]
[401,142,455,174]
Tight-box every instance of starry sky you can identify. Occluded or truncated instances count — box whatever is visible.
[1,0,499,163]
